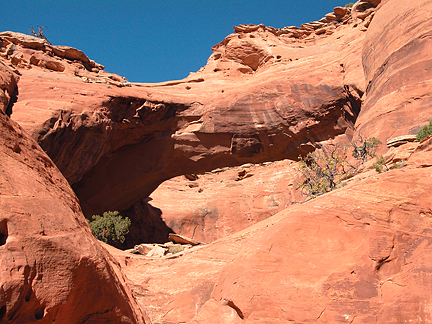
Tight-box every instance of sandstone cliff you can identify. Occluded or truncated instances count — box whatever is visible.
[2,1,374,246]
[1,0,432,322]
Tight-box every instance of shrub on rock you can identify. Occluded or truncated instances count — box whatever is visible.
[88,211,131,247]
[416,119,432,142]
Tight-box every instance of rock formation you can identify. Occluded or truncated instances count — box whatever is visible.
[1,0,432,322]
[108,135,432,323]
[2,3,372,220]
[355,0,432,142]
[145,160,302,244]
[0,65,146,323]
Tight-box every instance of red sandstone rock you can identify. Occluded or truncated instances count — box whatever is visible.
[4,16,367,219]
[0,1,383,245]
[0,63,18,115]
[0,111,147,322]
[109,136,432,323]
[355,0,432,145]
[1,0,432,322]
[145,160,302,244]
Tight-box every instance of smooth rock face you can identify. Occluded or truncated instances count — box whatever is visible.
[356,0,432,142]
[109,137,432,323]
[145,160,302,244]
[0,110,146,322]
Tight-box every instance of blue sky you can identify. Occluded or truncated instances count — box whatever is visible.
[1,1,348,82]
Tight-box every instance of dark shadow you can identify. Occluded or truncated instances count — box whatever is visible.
[120,198,175,249]
[0,220,8,246]
[5,86,18,117]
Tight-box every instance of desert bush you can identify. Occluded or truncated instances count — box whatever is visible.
[297,144,354,198]
[372,155,386,173]
[391,161,405,169]
[297,137,381,199]
[351,137,381,163]
[87,211,131,246]
[345,3,355,8]
[416,119,432,142]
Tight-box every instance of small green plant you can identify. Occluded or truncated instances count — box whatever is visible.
[416,119,432,142]
[372,155,386,173]
[345,3,355,8]
[87,211,131,246]
[167,245,184,254]
[391,160,405,169]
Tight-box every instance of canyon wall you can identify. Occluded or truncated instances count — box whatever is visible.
[1,0,432,322]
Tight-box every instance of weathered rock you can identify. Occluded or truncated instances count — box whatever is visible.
[386,134,417,147]
[0,31,105,74]
[10,21,365,219]
[109,136,432,323]
[333,6,349,17]
[0,111,147,322]
[169,233,202,246]
[51,45,90,63]
[0,63,18,115]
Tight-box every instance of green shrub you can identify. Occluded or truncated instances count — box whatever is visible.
[345,3,354,8]
[416,119,432,142]
[372,155,386,173]
[87,211,131,246]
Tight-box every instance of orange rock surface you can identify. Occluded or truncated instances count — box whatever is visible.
[0,66,146,323]
[356,0,432,142]
[144,160,302,244]
[109,138,432,323]
[3,3,369,219]
[1,0,432,322]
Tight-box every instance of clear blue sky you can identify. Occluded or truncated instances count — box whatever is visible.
[1,1,347,82]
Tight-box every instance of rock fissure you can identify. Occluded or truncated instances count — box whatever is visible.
[224,299,245,319]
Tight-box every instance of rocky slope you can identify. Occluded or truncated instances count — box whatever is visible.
[1,0,432,322]
[109,136,432,323]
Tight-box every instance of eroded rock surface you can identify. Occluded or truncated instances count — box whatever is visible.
[2,3,373,219]
[109,136,432,324]
[0,110,146,321]
[144,160,302,244]
[355,0,432,142]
